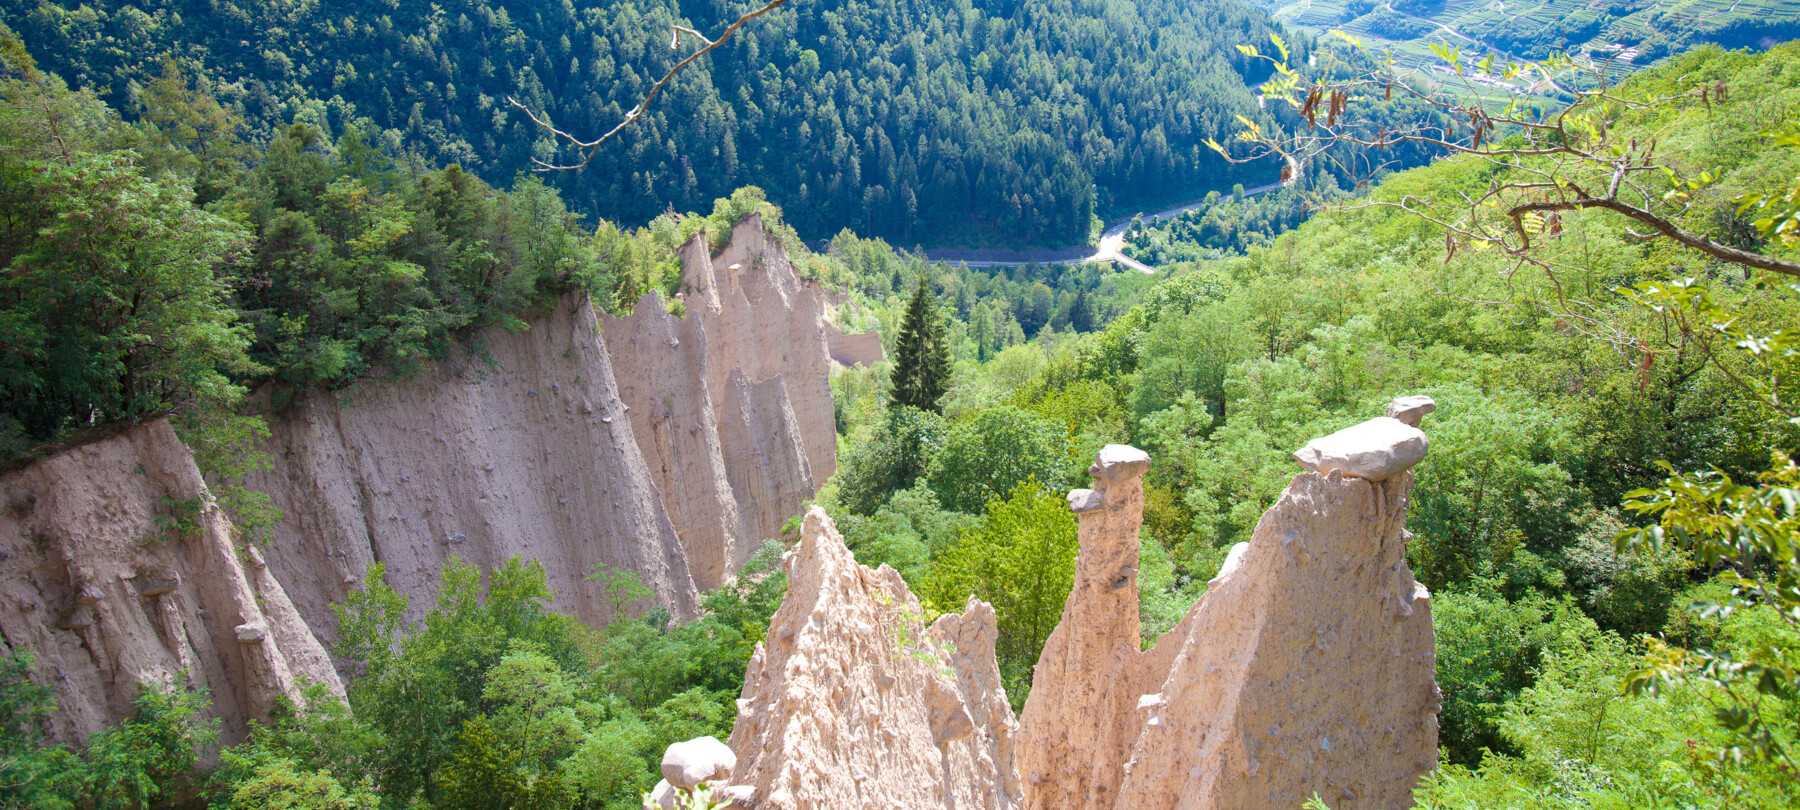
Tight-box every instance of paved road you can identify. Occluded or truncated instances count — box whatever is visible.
[923,160,1296,274]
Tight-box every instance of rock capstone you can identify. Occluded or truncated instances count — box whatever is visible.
[1384,395,1438,427]
[1292,416,1428,481]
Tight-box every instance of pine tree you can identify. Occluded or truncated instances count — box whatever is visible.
[891,281,951,413]
[971,303,995,362]
[1069,290,1095,333]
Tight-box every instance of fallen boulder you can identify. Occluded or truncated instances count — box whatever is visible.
[663,736,738,790]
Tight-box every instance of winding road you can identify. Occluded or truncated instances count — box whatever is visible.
[922,158,1296,274]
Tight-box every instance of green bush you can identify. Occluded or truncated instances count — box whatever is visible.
[925,406,1070,514]
[834,406,945,516]
[924,480,1079,703]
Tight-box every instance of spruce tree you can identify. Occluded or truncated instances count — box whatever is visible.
[891,281,951,413]
[1069,291,1095,333]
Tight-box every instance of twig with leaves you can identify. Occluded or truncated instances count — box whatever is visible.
[1620,453,1800,772]
[1214,32,1800,280]
[509,0,791,171]
[1215,31,1800,411]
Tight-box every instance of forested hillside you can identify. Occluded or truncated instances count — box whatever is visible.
[822,41,1800,807]
[5,0,1800,799]
[5,0,1295,247]
[1260,0,1800,73]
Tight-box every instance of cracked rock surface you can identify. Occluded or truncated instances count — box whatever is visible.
[0,419,344,746]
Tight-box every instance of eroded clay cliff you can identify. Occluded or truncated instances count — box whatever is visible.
[601,215,835,589]
[0,419,343,746]
[721,506,1021,809]
[244,292,700,637]
[2,215,840,743]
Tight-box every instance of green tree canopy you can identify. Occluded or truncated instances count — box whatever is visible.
[890,282,952,414]
[926,405,1069,514]
[0,151,253,449]
[923,479,1079,702]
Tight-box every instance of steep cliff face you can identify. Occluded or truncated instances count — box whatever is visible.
[703,215,837,491]
[602,216,837,589]
[0,419,343,746]
[600,280,746,593]
[245,292,701,638]
[239,214,836,642]
[722,506,1020,809]
[1017,404,1440,810]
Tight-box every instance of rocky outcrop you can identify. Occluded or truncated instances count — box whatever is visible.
[602,215,836,589]
[0,419,343,746]
[706,216,836,490]
[245,292,701,638]
[722,506,1021,809]
[1018,401,1440,809]
[1109,467,1439,810]
[600,281,747,593]
[1015,446,1162,807]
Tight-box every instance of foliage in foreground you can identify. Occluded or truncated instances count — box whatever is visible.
[0,648,217,810]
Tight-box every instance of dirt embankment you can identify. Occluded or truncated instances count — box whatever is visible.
[0,419,343,746]
[245,214,837,637]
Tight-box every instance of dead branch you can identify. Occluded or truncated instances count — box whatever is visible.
[509,0,791,171]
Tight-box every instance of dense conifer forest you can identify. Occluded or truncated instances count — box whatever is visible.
[2,0,1304,247]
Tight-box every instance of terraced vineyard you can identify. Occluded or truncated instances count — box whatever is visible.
[1258,0,1800,74]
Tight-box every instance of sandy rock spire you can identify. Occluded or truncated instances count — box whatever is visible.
[1019,400,1440,809]
[722,506,1020,809]
[1015,445,1158,808]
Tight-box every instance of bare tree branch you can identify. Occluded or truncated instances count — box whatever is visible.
[508,0,791,171]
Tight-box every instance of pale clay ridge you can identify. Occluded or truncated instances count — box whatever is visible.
[0,218,837,745]
[719,506,1023,810]
[700,399,1438,809]
[244,213,836,639]
[0,420,344,746]
[602,213,837,589]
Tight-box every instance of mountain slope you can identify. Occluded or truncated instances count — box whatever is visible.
[7,0,1293,246]
[1255,0,1800,73]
